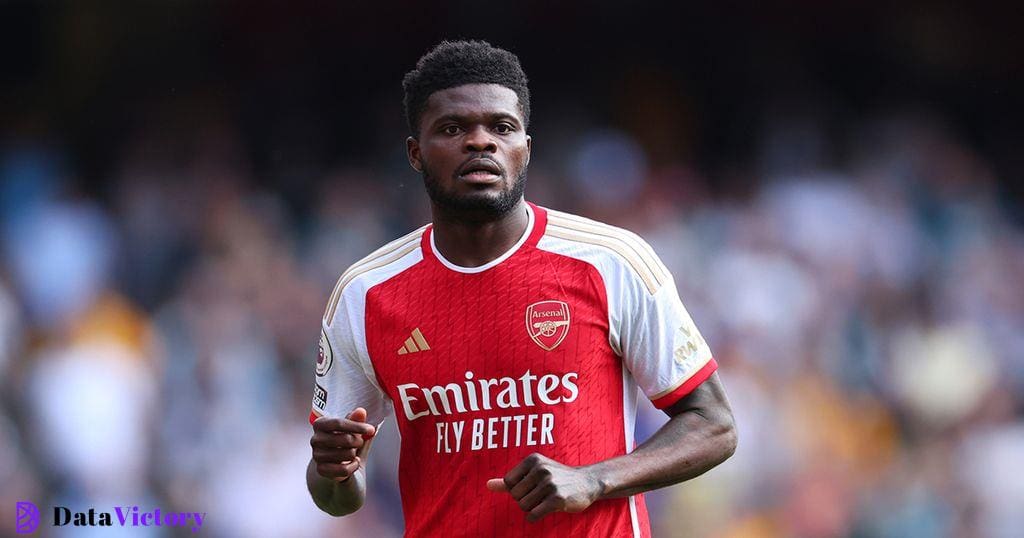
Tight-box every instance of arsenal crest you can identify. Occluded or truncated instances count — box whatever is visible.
[526,300,571,351]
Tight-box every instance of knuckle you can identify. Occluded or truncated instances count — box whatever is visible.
[526,453,541,464]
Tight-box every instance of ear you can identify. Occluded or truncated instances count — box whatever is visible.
[524,134,532,167]
[407,136,422,172]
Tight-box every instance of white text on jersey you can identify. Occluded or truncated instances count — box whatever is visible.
[396,369,579,422]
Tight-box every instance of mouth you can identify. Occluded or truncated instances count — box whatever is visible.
[457,158,504,183]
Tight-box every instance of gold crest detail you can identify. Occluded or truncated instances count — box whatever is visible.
[526,301,571,351]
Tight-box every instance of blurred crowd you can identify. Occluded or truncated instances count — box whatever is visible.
[1,93,1022,537]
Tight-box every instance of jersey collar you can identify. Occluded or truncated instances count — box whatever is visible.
[422,202,548,274]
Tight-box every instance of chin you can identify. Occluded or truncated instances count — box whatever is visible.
[431,191,517,218]
[424,170,526,218]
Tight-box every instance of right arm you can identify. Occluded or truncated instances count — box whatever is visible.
[306,410,377,516]
[308,275,393,515]
[306,458,366,516]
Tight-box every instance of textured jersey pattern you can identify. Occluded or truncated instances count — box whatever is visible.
[311,203,715,537]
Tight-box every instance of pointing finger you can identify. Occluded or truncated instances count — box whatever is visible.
[313,416,376,437]
[486,479,507,492]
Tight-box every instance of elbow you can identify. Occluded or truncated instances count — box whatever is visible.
[715,412,738,464]
[720,422,738,463]
[322,497,363,517]
[313,490,364,517]
[720,416,737,461]
[307,460,365,517]
[337,493,365,517]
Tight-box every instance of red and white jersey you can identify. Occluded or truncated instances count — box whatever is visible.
[311,202,716,538]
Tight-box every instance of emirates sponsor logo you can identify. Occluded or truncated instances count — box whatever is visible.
[396,370,578,422]
[396,370,580,453]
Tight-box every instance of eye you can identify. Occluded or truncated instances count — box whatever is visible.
[442,125,463,136]
[494,123,514,134]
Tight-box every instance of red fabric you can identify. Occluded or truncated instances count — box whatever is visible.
[651,358,718,410]
[363,204,645,537]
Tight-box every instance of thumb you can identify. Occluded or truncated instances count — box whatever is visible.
[347,407,368,423]
[486,479,508,493]
[346,407,375,438]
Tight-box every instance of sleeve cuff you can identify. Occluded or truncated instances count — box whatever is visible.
[650,357,718,410]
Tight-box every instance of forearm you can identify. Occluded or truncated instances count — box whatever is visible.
[589,411,735,498]
[586,377,737,499]
[306,458,366,516]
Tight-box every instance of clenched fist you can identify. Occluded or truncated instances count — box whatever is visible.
[487,452,603,522]
[310,407,376,482]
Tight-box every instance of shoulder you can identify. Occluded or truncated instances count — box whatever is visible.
[322,224,429,323]
[537,207,670,295]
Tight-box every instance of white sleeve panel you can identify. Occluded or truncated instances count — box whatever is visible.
[313,293,392,427]
[311,241,425,428]
[619,274,715,408]
[537,217,714,409]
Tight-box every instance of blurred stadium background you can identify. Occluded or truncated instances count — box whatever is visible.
[1,2,1022,537]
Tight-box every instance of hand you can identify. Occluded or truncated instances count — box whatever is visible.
[310,407,376,482]
[486,452,603,522]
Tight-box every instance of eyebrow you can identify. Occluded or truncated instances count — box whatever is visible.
[431,112,522,127]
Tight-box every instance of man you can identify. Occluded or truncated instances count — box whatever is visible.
[307,40,736,537]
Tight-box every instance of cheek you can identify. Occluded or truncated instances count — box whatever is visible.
[422,140,460,165]
[507,142,530,167]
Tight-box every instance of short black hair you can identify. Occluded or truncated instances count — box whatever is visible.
[402,40,530,137]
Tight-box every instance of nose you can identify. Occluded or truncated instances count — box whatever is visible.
[464,125,497,153]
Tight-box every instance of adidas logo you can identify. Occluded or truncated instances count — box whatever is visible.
[398,328,431,355]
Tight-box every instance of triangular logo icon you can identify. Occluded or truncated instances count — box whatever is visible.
[398,328,430,355]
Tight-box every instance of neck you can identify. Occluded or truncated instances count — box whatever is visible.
[430,199,529,268]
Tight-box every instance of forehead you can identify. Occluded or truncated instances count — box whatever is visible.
[422,83,522,122]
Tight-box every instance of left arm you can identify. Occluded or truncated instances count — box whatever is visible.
[486,373,736,521]
[588,372,736,497]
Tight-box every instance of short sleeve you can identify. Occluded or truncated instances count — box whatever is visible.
[310,286,392,427]
[617,263,717,410]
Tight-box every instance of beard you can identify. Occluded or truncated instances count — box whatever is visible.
[422,160,528,221]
